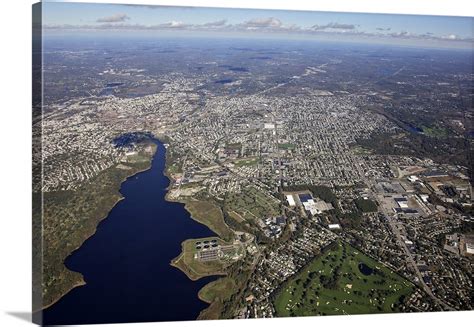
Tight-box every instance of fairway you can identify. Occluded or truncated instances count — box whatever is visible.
[274,242,414,316]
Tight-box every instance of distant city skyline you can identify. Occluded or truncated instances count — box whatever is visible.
[42,3,474,48]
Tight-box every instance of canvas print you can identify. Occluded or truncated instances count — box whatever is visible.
[32,1,474,325]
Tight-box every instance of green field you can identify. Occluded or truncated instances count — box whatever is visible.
[278,143,296,150]
[274,242,414,317]
[198,277,239,320]
[421,125,448,138]
[185,200,234,241]
[225,142,242,150]
[350,145,373,155]
[354,198,378,213]
[199,277,236,303]
[224,186,280,221]
[233,157,259,167]
[165,145,183,175]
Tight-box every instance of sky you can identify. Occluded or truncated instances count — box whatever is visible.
[41,2,474,48]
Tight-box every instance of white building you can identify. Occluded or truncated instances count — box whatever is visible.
[286,194,296,207]
[466,243,474,255]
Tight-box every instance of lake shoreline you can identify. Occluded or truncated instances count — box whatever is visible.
[39,146,157,312]
[160,141,230,317]
[42,138,227,323]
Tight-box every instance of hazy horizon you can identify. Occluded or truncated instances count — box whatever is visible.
[40,2,474,50]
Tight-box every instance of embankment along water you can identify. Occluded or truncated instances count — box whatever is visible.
[42,140,217,325]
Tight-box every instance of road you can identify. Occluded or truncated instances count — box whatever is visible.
[353,155,455,311]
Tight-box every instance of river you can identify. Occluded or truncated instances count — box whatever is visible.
[42,140,217,325]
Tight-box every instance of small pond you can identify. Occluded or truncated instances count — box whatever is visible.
[358,262,374,276]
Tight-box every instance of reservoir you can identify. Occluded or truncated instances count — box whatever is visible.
[42,140,217,325]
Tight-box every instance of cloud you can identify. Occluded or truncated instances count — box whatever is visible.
[282,24,301,32]
[202,19,227,27]
[241,17,283,29]
[155,21,188,29]
[122,4,195,10]
[42,18,470,46]
[97,13,130,23]
[442,34,459,40]
[312,22,356,31]
[389,31,411,38]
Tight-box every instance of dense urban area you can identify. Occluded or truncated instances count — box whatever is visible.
[33,37,473,319]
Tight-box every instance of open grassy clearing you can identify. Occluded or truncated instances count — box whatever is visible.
[421,125,449,138]
[197,277,238,320]
[225,142,242,150]
[278,143,296,150]
[224,186,280,222]
[185,200,234,241]
[233,157,259,167]
[350,145,374,155]
[199,277,236,303]
[354,198,378,213]
[274,242,414,317]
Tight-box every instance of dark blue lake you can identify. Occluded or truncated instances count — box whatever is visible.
[42,140,217,325]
